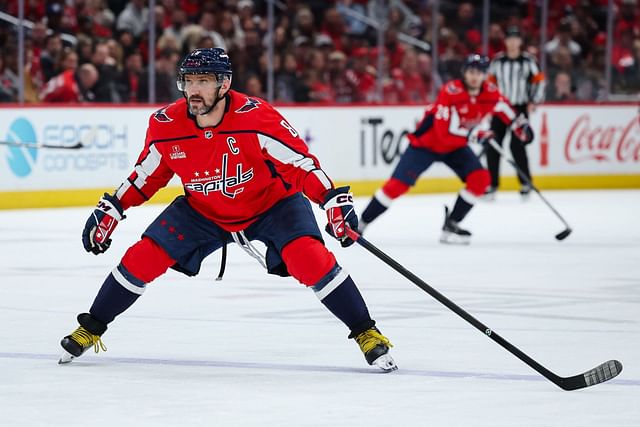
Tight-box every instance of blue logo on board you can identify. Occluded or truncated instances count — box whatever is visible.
[4,118,37,177]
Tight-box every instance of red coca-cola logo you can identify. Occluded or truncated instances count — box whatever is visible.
[564,114,640,163]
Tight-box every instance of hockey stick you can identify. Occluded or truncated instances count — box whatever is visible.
[486,138,572,240]
[346,227,622,390]
[0,140,84,149]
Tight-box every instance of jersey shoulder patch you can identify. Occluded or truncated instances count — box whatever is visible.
[485,81,499,92]
[235,97,261,113]
[153,105,174,123]
[445,81,464,95]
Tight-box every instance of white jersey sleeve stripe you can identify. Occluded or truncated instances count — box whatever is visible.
[311,169,333,191]
[448,107,470,138]
[257,133,316,171]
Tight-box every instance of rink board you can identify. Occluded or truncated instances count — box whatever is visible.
[1,103,638,209]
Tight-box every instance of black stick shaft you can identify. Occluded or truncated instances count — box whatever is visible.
[487,138,570,230]
[348,229,566,387]
[0,140,83,149]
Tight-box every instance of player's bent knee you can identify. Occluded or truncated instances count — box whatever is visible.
[281,236,336,286]
[120,237,176,284]
[382,178,411,200]
[466,169,491,197]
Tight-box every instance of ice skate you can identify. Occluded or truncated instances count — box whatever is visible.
[519,184,532,201]
[482,186,497,201]
[59,313,107,364]
[351,327,397,372]
[440,206,471,245]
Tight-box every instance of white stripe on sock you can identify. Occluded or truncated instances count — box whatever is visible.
[459,188,479,205]
[314,269,349,301]
[374,188,394,208]
[111,267,146,295]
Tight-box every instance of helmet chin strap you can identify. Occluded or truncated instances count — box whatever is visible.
[198,86,225,116]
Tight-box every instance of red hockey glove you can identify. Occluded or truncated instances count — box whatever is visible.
[82,193,125,255]
[321,186,358,248]
[468,125,494,146]
[511,114,534,145]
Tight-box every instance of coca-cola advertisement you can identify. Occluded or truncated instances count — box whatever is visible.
[530,106,640,174]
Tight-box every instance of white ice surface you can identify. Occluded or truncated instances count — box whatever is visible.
[0,190,638,426]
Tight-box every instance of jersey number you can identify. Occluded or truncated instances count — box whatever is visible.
[280,120,299,137]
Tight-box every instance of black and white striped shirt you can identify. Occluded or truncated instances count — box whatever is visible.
[488,52,545,106]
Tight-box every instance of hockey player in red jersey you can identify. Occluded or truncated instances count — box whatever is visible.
[59,48,396,372]
[359,54,533,244]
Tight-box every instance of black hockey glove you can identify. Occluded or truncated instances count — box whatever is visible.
[511,115,534,145]
[321,186,358,248]
[82,193,125,255]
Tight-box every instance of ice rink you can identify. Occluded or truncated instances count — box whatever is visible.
[1,189,638,426]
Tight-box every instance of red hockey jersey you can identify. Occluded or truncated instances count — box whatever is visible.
[114,90,334,232]
[407,79,516,153]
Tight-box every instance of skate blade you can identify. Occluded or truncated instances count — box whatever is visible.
[58,350,75,364]
[439,232,471,245]
[372,354,398,372]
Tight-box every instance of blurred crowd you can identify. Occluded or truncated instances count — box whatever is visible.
[0,0,639,104]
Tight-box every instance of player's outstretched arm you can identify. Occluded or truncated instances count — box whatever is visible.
[82,193,125,255]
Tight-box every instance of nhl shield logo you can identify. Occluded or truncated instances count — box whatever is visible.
[204,130,213,139]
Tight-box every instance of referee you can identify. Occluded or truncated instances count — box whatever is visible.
[486,26,545,199]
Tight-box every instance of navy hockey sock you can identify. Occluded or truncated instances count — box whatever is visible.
[361,197,389,224]
[449,194,474,222]
[89,264,144,324]
[312,264,372,331]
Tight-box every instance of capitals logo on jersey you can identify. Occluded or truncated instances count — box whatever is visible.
[153,106,173,122]
[184,153,254,198]
[235,97,261,113]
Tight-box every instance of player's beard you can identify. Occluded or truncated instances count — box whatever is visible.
[188,95,214,116]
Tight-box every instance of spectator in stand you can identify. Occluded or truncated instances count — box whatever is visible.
[487,24,505,58]
[163,9,188,48]
[91,42,120,102]
[336,0,368,36]
[88,0,117,39]
[617,0,640,37]
[345,47,375,102]
[417,52,442,98]
[453,2,479,40]
[320,7,346,52]
[117,29,137,58]
[438,28,465,81]
[199,11,227,50]
[116,0,149,39]
[40,33,63,82]
[117,51,144,102]
[324,50,354,103]
[391,48,430,104]
[293,7,316,40]
[547,71,576,101]
[180,0,201,21]
[293,35,313,73]
[244,74,266,99]
[138,48,180,103]
[384,28,406,70]
[58,48,79,74]
[40,63,99,103]
[0,48,19,102]
[218,9,245,52]
[275,52,307,102]
[544,18,582,60]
